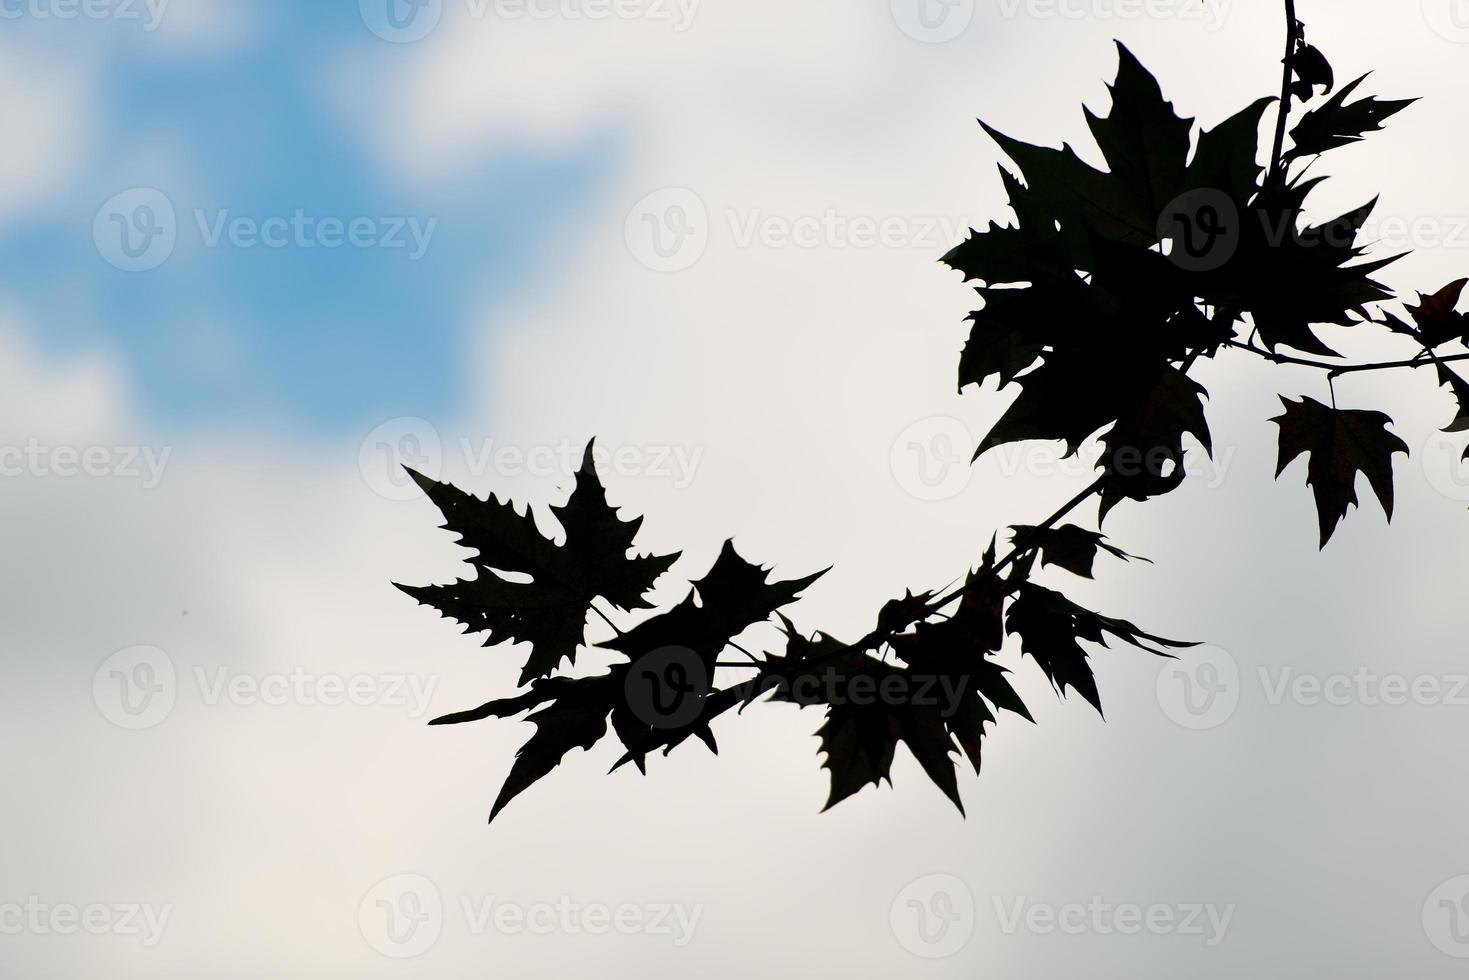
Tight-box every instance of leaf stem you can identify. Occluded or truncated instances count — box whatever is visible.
[1268,0,1300,189]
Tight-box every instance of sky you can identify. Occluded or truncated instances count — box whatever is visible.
[5,0,1469,976]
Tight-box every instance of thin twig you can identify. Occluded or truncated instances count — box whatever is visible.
[1225,338,1469,376]
[1268,0,1300,190]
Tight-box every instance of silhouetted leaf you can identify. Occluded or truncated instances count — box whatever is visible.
[1099,366,1212,518]
[1006,583,1192,716]
[1285,74,1415,161]
[464,673,620,823]
[1185,97,1273,204]
[397,444,677,685]
[1011,523,1143,578]
[603,541,824,668]
[1437,364,1469,441]
[1289,43,1334,101]
[1271,395,1409,547]
[1406,279,1469,348]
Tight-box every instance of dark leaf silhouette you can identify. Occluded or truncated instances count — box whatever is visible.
[1011,523,1142,579]
[1006,583,1192,716]
[396,444,677,685]
[1272,395,1409,547]
[1289,43,1334,101]
[1406,278,1469,348]
[1285,73,1415,160]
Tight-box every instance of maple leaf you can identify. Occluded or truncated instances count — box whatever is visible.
[432,673,621,823]
[1098,365,1213,518]
[1405,279,1469,348]
[397,443,677,686]
[1217,194,1398,356]
[1285,73,1415,161]
[942,168,1079,290]
[1436,363,1469,444]
[1010,523,1143,579]
[1006,584,1193,716]
[1271,396,1409,547]
[602,540,826,669]
[1184,97,1273,206]
[978,44,1196,258]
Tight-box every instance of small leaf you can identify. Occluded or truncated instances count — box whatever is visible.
[1405,279,1469,348]
[1010,523,1144,579]
[1290,43,1334,100]
[1271,396,1409,547]
[1285,73,1415,161]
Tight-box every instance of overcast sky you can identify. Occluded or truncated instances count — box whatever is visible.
[4,1,1469,976]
